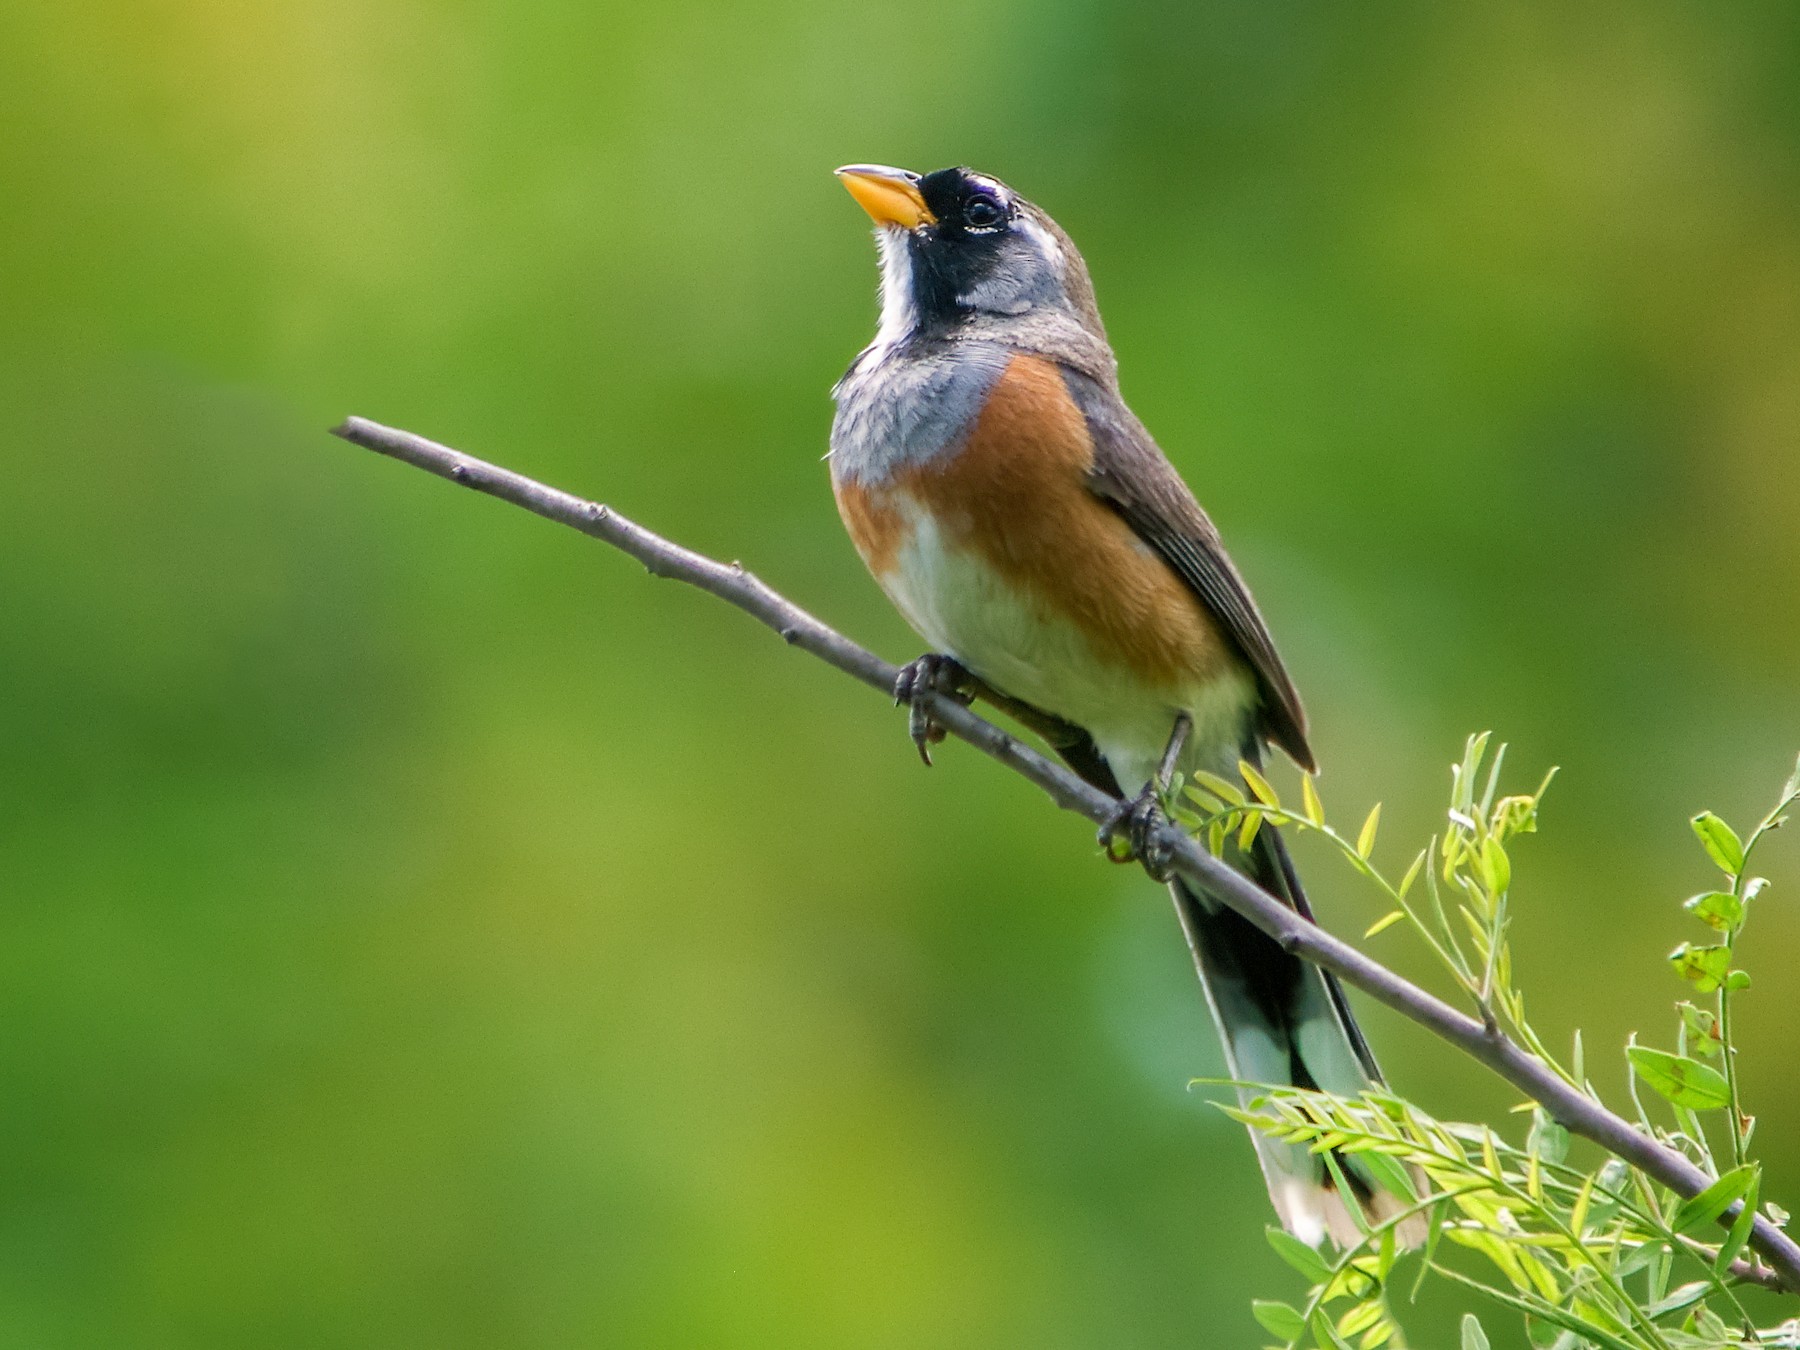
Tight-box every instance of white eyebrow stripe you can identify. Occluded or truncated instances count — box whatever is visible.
[1015,215,1064,271]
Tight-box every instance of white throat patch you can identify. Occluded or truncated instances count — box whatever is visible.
[873,226,918,351]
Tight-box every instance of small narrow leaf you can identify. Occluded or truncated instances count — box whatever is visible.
[1691,811,1745,875]
[1239,760,1280,808]
[1301,773,1325,827]
[1628,1046,1732,1110]
[1251,1300,1306,1341]
[1643,1281,1711,1319]
[1312,1308,1355,1350]
[1375,1223,1397,1282]
[1716,1172,1760,1273]
[1356,804,1382,859]
[1364,911,1405,939]
[1454,734,1489,813]
[1479,1129,1501,1182]
[1476,836,1511,893]
[1266,1226,1331,1284]
[1672,1164,1757,1235]
[1682,890,1743,932]
[1460,1313,1490,1350]
[1569,1173,1596,1236]
[1238,805,1263,852]
[1355,1150,1417,1205]
[1190,771,1246,807]
[1337,1301,1384,1339]
[1396,851,1425,901]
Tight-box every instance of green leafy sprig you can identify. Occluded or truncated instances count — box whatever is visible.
[1177,742,1800,1350]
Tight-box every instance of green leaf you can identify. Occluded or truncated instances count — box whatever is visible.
[1337,1301,1384,1339]
[1682,890,1742,931]
[1355,1151,1417,1206]
[1190,771,1246,807]
[1615,1241,1663,1279]
[1266,1226,1331,1284]
[1586,1160,1629,1231]
[1364,911,1405,939]
[1396,851,1425,901]
[1716,1171,1760,1273]
[1356,804,1381,859]
[1668,942,1732,994]
[1691,811,1745,875]
[1568,1172,1596,1236]
[1374,1223,1397,1282]
[1239,760,1280,808]
[1628,1046,1731,1110]
[1238,805,1264,851]
[1642,1280,1711,1319]
[1301,773,1325,827]
[1692,1305,1733,1345]
[1454,734,1490,814]
[1677,1001,1719,1056]
[1526,1109,1569,1167]
[1312,1308,1354,1350]
[1725,969,1752,991]
[1672,1164,1757,1235]
[1476,836,1510,893]
[1251,1299,1306,1341]
[1783,753,1800,802]
[1460,1313,1490,1350]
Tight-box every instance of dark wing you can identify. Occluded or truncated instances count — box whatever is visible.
[1062,367,1314,772]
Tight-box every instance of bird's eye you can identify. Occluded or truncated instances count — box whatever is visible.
[962,194,1005,230]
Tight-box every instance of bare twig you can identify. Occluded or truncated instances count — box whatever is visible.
[328,415,1800,1294]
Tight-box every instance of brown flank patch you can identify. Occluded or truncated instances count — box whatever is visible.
[893,354,1230,692]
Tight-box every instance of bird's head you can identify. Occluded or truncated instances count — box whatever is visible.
[836,164,1113,376]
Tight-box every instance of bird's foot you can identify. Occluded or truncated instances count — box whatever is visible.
[1098,786,1176,881]
[894,653,976,766]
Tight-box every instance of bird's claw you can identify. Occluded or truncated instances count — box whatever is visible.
[1098,787,1176,881]
[894,653,975,766]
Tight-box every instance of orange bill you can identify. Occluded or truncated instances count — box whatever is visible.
[835,164,934,229]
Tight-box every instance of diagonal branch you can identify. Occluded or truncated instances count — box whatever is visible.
[328,415,1800,1294]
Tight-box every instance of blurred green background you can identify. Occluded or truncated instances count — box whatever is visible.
[4,1,1799,1345]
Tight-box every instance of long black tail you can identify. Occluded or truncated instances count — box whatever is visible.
[1172,825,1417,1246]
[1015,701,1417,1244]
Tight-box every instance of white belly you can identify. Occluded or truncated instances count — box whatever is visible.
[878,504,1255,792]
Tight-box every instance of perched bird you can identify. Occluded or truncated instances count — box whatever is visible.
[829,163,1411,1246]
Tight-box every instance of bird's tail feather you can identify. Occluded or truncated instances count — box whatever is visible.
[1170,824,1424,1248]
